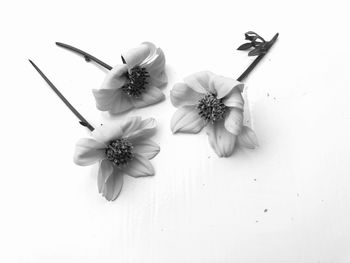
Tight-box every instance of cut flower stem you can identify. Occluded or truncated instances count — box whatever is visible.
[237,33,279,82]
[28,59,95,131]
[56,42,113,70]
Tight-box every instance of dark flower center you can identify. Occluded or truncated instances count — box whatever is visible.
[197,93,227,123]
[105,138,134,166]
[121,66,150,98]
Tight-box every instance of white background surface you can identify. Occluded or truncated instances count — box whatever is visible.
[1,0,350,262]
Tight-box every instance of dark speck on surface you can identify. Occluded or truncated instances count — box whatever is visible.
[264,209,268,213]
[267,93,270,97]
[254,178,257,181]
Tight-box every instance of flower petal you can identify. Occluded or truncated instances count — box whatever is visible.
[210,75,244,99]
[222,89,244,109]
[170,82,203,107]
[171,106,206,134]
[73,138,106,166]
[133,139,160,160]
[124,118,157,141]
[143,47,167,87]
[183,71,215,94]
[121,116,142,136]
[122,42,154,68]
[224,108,243,135]
[92,88,117,111]
[101,64,128,90]
[206,121,236,157]
[124,154,155,178]
[109,91,133,114]
[101,168,124,201]
[143,47,165,76]
[237,126,259,149]
[131,86,165,108]
[92,88,133,114]
[149,73,168,88]
[97,159,114,193]
[92,122,123,144]
[140,42,157,65]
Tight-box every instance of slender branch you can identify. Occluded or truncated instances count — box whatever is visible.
[28,59,95,131]
[237,33,279,82]
[55,42,113,70]
[121,55,126,64]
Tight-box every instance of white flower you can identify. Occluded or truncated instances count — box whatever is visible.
[73,117,160,201]
[92,42,167,114]
[170,71,258,157]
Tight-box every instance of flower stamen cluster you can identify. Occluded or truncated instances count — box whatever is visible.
[197,93,227,123]
[121,66,150,98]
[105,138,134,166]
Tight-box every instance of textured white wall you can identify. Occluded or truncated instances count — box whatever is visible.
[1,0,350,262]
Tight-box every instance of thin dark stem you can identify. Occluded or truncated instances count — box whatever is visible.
[55,42,113,70]
[29,59,95,131]
[237,33,279,82]
[121,55,126,64]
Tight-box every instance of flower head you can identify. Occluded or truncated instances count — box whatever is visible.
[73,117,160,201]
[170,71,258,157]
[92,42,167,114]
